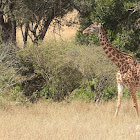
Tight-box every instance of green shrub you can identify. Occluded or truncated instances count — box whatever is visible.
[0,40,132,103]
[104,86,130,101]
[71,88,92,101]
[21,40,118,102]
[22,41,83,101]
[104,87,117,101]
[0,44,23,97]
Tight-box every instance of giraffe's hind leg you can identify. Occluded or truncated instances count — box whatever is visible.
[115,72,124,117]
[129,87,139,117]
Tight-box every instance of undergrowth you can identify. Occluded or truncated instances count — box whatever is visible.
[0,40,136,106]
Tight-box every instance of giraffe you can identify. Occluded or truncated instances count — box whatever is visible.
[83,22,140,117]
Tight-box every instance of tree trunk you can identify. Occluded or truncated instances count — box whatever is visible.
[33,13,54,42]
[22,23,29,48]
[38,18,53,40]
[11,20,16,43]
[0,21,16,44]
[0,2,16,44]
[0,11,16,44]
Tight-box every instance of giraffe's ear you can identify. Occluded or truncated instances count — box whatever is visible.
[100,25,104,30]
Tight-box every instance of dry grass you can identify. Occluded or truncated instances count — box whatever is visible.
[0,100,140,140]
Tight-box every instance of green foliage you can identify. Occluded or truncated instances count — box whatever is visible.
[71,84,130,102]
[0,44,21,90]
[123,88,130,99]
[75,32,99,45]
[0,40,136,105]
[104,86,130,101]
[22,41,83,101]
[72,87,92,101]
[0,40,134,104]
[75,0,140,59]
[19,40,118,102]
[9,86,27,102]
[113,29,140,55]
[0,0,75,44]
[104,87,117,101]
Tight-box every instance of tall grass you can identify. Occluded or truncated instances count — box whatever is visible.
[0,100,140,140]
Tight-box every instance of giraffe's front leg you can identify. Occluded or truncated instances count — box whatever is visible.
[115,83,124,117]
[115,72,124,117]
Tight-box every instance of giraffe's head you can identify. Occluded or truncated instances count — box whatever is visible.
[83,22,101,35]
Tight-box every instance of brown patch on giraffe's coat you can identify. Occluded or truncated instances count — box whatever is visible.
[106,44,109,47]
[120,59,125,63]
[108,48,112,51]
[105,50,109,54]
[117,63,122,68]
[108,53,112,58]
[103,46,107,50]
[112,51,115,56]
[101,43,104,46]
[111,57,118,62]
[100,35,103,39]
[121,67,124,72]
[116,54,120,59]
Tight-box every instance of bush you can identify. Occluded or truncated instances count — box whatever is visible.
[0,43,22,94]
[71,87,92,101]
[0,40,128,103]
[20,40,118,102]
[22,41,83,101]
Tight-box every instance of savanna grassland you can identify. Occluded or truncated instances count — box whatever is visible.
[0,100,140,140]
[0,10,140,140]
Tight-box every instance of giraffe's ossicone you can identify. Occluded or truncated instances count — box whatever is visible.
[83,22,140,117]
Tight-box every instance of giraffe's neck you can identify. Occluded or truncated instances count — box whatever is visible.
[98,25,128,71]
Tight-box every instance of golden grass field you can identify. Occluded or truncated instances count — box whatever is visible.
[1,10,140,140]
[0,100,140,140]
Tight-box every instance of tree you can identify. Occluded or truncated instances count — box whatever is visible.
[18,0,74,47]
[75,0,140,59]
[0,0,16,43]
[0,0,74,46]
